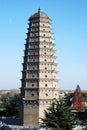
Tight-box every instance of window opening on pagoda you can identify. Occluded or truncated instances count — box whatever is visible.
[33,59,35,62]
[43,34,45,36]
[44,52,46,55]
[32,84,34,87]
[45,84,47,87]
[45,75,47,77]
[45,93,48,96]
[32,75,34,77]
[45,67,47,70]
[44,46,46,48]
[43,24,45,26]
[44,40,46,42]
[43,29,45,31]
[31,93,34,97]
[44,59,47,62]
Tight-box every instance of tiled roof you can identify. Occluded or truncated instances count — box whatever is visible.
[30,8,49,19]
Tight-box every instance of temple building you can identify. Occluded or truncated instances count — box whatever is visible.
[20,8,59,128]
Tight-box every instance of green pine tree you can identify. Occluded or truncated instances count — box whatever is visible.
[3,94,20,117]
[40,99,76,130]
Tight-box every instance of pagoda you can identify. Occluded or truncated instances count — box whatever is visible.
[20,8,59,128]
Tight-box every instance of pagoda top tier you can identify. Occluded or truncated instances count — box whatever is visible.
[29,8,50,19]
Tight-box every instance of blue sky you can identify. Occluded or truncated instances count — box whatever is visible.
[0,0,87,90]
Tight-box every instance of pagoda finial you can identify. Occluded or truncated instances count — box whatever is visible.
[38,7,42,12]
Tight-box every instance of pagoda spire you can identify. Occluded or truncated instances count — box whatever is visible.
[38,7,41,11]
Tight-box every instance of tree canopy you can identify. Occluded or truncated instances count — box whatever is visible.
[72,85,85,112]
[2,94,20,117]
[40,99,76,130]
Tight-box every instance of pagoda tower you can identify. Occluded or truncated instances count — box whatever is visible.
[20,8,59,128]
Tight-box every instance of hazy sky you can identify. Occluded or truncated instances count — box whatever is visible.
[0,0,87,90]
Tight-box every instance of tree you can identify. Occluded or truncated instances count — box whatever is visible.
[40,99,76,130]
[3,94,20,117]
[72,85,85,112]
